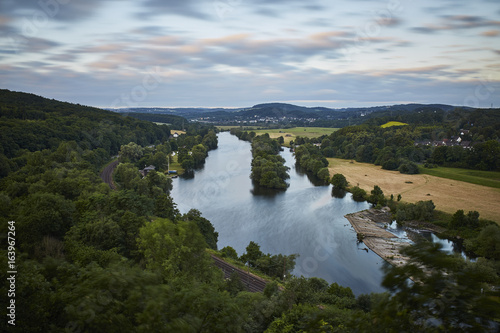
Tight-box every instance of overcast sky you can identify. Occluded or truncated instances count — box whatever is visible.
[1,0,499,109]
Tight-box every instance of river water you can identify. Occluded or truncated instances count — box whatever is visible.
[171,132,387,295]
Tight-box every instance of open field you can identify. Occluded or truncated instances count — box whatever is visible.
[381,121,408,128]
[170,129,186,135]
[419,166,500,189]
[327,158,500,223]
[218,127,339,145]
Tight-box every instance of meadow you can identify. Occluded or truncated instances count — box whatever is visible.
[218,126,339,145]
[327,158,500,223]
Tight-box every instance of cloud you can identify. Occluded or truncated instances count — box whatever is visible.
[481,30,500,37]
[0,0,107,22]
[412,15,500,34]
[375,17,401,27]
[138,0,212,20]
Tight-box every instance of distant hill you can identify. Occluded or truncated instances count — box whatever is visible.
[115,102,466,127]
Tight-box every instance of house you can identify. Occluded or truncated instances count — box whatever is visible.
[140,165,156,177]
[173,132,179,138]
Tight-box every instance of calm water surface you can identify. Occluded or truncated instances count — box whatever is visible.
[171,132,386,295]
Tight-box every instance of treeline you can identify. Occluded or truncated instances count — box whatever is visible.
[293,143,330,182]
[219,241,297,280]
[176,130,218,170]
[120,112,187,129]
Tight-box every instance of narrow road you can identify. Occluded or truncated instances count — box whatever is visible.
[211,255,268,293]
[100,159,119,190]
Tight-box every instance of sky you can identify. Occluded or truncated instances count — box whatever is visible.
[0,0,499,109]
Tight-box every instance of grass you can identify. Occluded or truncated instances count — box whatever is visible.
[419,166,500,189]
[327,158,500,223]
[218,127,339,146]
[168,154,185,175]
[381,121,408,128]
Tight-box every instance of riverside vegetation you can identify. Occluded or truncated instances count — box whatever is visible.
[0,90,499,332]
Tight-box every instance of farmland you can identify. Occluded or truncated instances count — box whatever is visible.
[327,158,500,223]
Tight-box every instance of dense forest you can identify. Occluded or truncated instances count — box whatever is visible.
[1,90,499,332]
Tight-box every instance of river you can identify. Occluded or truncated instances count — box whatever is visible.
[171,132,387,295]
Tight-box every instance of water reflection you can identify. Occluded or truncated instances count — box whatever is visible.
[171,132,384,295]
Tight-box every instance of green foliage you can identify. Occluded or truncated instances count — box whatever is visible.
[350,186,367,202]
[465,225,500,260]
[183,209,219,250]
[154,193,179,220]
[240,241,264,267]
[398,159,420,174]
[378,242,500,332]
[137,218,220,283]
[294,143,330,180]
[219,246,239,260]
[368,185,386,206]
[250,135,290,189]
[317,167,330,183]
[331,173,348,190]
[239,241,297,280]
[449,209,480,230]
[395,200,435,223]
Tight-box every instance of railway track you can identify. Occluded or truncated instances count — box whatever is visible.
[211,255,268,293]
[100,159,119,190]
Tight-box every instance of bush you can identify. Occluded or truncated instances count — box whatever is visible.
[398,160,419,174]
[351,186,367,202]
[331,173,348,190]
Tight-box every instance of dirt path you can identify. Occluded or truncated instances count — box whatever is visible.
[328,158,500,223]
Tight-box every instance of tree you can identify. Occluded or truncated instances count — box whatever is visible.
[220,246,238,260]
[351,186,367,202]
[154,193,179,220]
[240,241,263,268]
[465,225,500,260]
[317,167,330,183]
[119,142,143,163]
[137,218,220,283]
[377,242,500,332]
[16,192,75,253]
[183,209,219,250]
[331,173,348,190]
[369,185,386,206]
[114,163,141,190]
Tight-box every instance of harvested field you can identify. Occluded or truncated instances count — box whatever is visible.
[345,209,410,267]
[329,158,500,223]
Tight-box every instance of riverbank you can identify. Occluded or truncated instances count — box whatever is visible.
[345,208,410,267]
